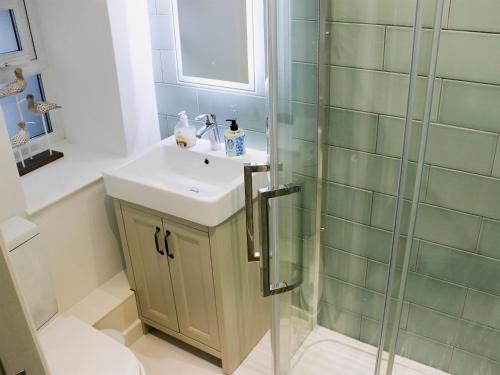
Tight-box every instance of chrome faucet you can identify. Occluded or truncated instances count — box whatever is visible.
[195,114,222,151]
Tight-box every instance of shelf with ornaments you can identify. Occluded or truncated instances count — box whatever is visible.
[0,67,63,176]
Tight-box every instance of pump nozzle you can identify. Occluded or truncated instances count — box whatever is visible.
[225,119,238,131]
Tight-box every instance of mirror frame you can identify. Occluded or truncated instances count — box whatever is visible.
[171,0,256,92]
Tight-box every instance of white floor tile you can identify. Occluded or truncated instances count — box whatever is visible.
[131,328,449,375]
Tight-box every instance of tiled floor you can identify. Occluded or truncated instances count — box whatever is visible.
[131,327,449,375]
[131,329,272,375]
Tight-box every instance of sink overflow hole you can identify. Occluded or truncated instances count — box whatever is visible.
[189,187,200,193]
[204,158,210,165]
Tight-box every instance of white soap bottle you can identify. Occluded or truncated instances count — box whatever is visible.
[174,111,197,148]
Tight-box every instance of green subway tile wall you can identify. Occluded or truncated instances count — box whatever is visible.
[314,0,500,373]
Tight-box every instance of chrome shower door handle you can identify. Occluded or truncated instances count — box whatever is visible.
[244,163,270,262]
[259,182,302,297]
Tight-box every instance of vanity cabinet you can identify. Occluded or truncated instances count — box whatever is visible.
[115,200,270,374]
[122,206,219,349]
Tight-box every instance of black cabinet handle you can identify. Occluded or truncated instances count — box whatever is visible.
[165,230,174,259]
[154,227,165,255]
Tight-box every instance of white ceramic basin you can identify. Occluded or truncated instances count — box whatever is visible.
[103,137,268,227]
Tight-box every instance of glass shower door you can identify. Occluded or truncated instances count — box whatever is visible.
[264,0,321,373]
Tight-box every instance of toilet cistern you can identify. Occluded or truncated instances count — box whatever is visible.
[195,113,222,150]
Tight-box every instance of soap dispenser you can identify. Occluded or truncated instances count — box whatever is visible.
[224,119,246,157]
[174,111,197,148]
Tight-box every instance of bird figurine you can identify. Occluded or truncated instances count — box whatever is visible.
[26,94,62,115]
[0,68,28,99]
[10,121,31,148]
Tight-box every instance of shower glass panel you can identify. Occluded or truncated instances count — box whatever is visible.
[314,0,434,372]
[267,0,320,373]
[384,0,500,374]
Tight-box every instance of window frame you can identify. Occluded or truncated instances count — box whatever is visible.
[171,0,256,92]
[1,0,63,157]
[0,0,36,68]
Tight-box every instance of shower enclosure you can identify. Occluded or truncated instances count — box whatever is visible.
[250,0,500,374]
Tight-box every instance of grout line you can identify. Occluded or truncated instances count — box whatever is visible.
[363,258,369,288]
[381,26,387,70]
[474,218,485,254]
[422,165,431,203]
[459,288,469,318]
[414,241,421,272]
[488,135,499,176]
[436,79,444,121]
[194,88,200,115]
[447,0,453,29]
[373,114,380,154]
[159,51,165,83]
[403,302,413,330]
[368,190,374,226]
[449,347,458,369]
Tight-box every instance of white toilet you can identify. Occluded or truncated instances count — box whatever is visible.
[0,217,146,375]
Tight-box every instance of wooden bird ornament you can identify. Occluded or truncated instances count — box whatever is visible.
[26,94,61,115]
[0,68,27,99]
[10,121,30,148]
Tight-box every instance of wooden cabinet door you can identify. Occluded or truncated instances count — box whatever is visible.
[122,206,179,332]
[163,219,220,350]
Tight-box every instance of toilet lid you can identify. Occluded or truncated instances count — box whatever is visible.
[38,315,143,375]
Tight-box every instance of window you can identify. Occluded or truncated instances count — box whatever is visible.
[171,0,255,92]
[0,0,36,67]
[1,0,50,141]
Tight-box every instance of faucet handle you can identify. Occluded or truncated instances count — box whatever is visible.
[195,114,216,125]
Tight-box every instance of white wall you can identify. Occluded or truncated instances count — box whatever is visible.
[0,109,26,221]
[29,181,124,311]
[33,0,160,157]
[33,0,129,156]
[107,0,161,155]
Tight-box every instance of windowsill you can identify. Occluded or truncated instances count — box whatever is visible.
[21,140,127,216]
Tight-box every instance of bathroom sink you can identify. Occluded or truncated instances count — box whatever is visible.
[103,137,268,227]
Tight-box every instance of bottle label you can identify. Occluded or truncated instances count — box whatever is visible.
[225,134,246,157]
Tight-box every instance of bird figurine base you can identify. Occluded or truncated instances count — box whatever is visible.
[16,149,64,176]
